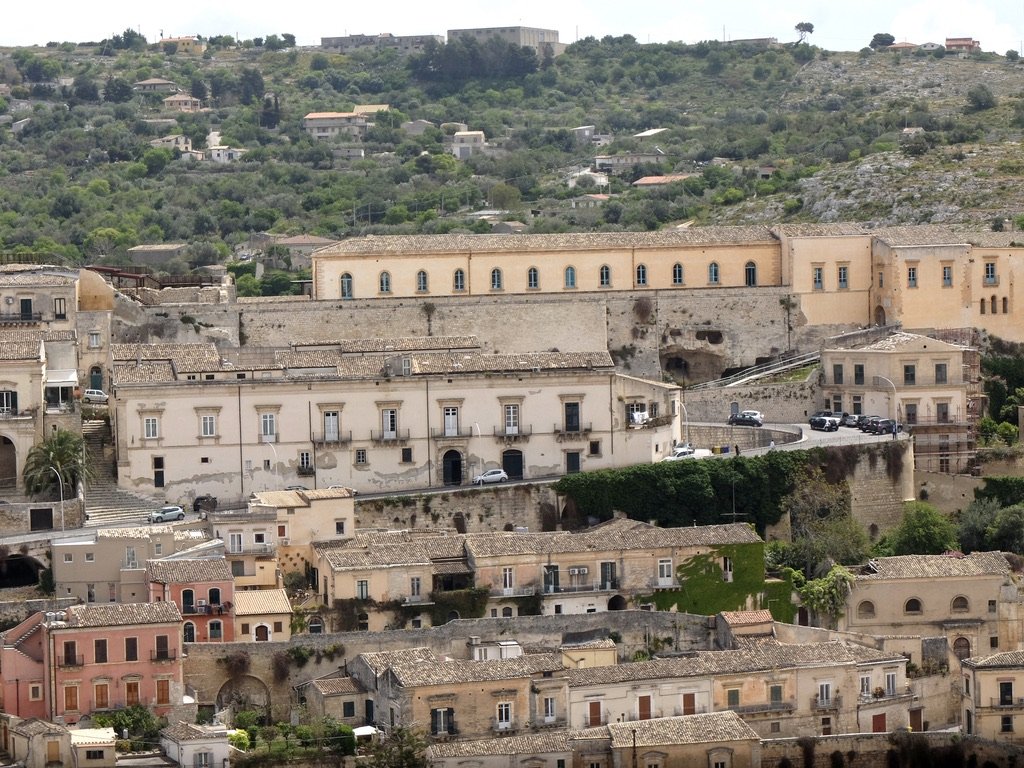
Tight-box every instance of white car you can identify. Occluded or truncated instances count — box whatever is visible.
[662,445,713,461]
[473,468,509,485]
[149,505,185,523]
[740,410,764,422]
[83,389,109,404]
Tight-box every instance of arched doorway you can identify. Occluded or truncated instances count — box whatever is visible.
[254,625,270,641]
[874,306,886,325]
[502,449,524,480]
[442,450,462,486]
[183,623,195,643]
[953,637,971,660]
[607,595,628,611]
[216,675,271,714]
[0,436,14,489]
[89,366,103,391]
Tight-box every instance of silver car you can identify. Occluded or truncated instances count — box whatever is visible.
[473,468,509,485]
[149,505,185,522]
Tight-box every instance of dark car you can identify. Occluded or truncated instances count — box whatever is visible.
[727,414,763,427]
[861,416,884,433]
[809,410,834,424]
[193,494,218,513]
[809,415,839,432]
[857,415,880,430]
[874,418,903,435]
[840,413,860,427]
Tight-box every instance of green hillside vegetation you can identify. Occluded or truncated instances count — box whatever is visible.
[2,32,1024,268]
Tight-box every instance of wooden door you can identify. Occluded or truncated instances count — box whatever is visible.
[872,713,887,733]
[638,695,652,720]
[588,700,602,726]
[909,709,923,731]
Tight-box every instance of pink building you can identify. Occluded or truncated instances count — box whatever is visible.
[0,603,183,724]
[147,559,235,644]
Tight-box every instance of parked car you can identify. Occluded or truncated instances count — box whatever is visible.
[740,410,765,422]
[663,444,714,461]
[149,505,185,523]
[473,468,509,485]
[809,410,834,423]
[873,418,903,435]
[840,413,860,427]
[193,494,217,513]
[727,414,763,427]
[285,485,309,491]
[856,414,880,430]
[82,389,108,404]
[861,416,884,433]
[809,415,840,432]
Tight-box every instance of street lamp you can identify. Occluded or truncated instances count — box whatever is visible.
[263,438,280,489]
[49,466,64,532]
[873,376,898,421]
[679,401,689,447]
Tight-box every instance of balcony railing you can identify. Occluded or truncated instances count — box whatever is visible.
[554,423,592,441]
[58,654,84,667]
[0,312,42,324]
[489,586,537,597]
[811,695,841,710]
[431,426,474,438]
[729,701,795,714]
[183,603,231,616]
[622,711,664,722]
[493,425,532,442]
[490,719,518,733]
[296,466,316,476]
[859,688,907,703]
[260,433,278,444]
[371,429,410,443]
[673,706,708,716]
[209,507,277,521]
[226,543,276,557]
[151,650,177,662]
[536,717,567,729]
[990,697,1024,708]
[0,408,35,420]
[122,560,142,570]
[312,431,352,447]
[649,577,677,588]
[541,579,619,594]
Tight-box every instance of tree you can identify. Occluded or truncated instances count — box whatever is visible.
[883,501,958,555]
[1007,49,1020,62]
[870,33,895,50]
[103,77,133,103]
[23,429,91,497]
[966,84,997,112]
[364,727,428,768]
[794,564,853,628]
[795,22,814,44]
[780,468,867,576]
[958,497,1001,553]
[986,504,1024,553]
[190,76,208,102]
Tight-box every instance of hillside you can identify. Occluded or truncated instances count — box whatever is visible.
[1,35,1024,274]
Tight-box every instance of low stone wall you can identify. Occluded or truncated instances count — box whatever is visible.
[0,596,76,627]
[761,731,956,768]
[914,469,984,516]
[683,376,821,425]
[0,497,85,536]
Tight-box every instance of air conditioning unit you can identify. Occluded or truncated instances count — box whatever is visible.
[280,538,289,546]
[569,567,588,576]
[578,566,588,575]
[197,599,207,607]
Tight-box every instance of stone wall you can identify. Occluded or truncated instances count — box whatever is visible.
[914,469,984,516]
[183,610,706,722]
[0,596,76,627]
[683,377,822,424]
[0,497,85,536]
[761,732,958,768]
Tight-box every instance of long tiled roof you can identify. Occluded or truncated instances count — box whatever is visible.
[310,677,365,696]
[872,225,964,247]
[428,730,572,758]
[147,558,233,584]
[292,336,479,352]
[13,718,68,736]
[963,650,1024,668]
[409,351,613,374]
[606,711,758,747]
[465,519,760,558]
[314,540,432,570]
[388,652,564,687]
[315,227,778,256]
[161,723,226,742]
[357,647,436,676]
[64,601,182,628]
[771,223,868,237]
[720,609,773,626]
[855,551,1009,580]
[0,329,75,342]
[0,340,42,360]
[856,332,967,352]
[112,343,223,371]
[233,589,292,616]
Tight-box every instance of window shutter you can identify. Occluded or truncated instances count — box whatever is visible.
[447,708,456,733]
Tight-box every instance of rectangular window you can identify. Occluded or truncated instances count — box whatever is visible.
[94,683,109,710]
[544,696,556,720]
[852,395,862,415]
[64,685,79,711]
[88,331,101,348]
[201,415,216,437]
[241,623,250,635]
[260,413,276,439]
[854,364,864,385]
[990,600,998,613]
[903,365,916,385]
[273,621,283,632]
[335,520,346,536]
[343,701,356,718]
[95,639,107,664]
[770,684,783,704]
[496,702,512,728]
[726,689,740,708]
[144,417,159,439]
[837,265,848,289]
[943,265,953,287]
[1003,715,1014,733]
[30,684,43,701]
[323,411,340,442]
[935,363,948,384]
[443,406,459,437]
[986,262,997,285]
[937,403,950,423]
[125,637,138,662]
[209,622,222,640]
[64,553,72,563]
[907,266,917,288]
[401,447,413,463]
[885,672,897,696]
[126,681,140,707]
[564,402,581,432]
[502,567,514,590]
[905,403,917,425]
[156,679,170,705]
[589,440,600,456]
[504,404,520,435]
[410,576,421,596]
[658,559,673,579]
[878,271,884,288]
[812,266,823,290]
[381,408,397,439]
[832,364,843,385]
[299,450,312,470]
[356,580,369,599]
[54,298,67,319]
[860,675,871,697]
[228,532,243,553]
[355,449,367,465]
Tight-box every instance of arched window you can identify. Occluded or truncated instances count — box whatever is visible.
[501,607,514,617]
[379,272,392,294]
[491,268,503,290]
[209,620,222,640]
[951,596,970,613]
[564,266,576,289]
[635,264,648,286]
[672,263,684,285]
[1004,297,1009,314]
[183,622,196,643]
[991,296,997,314]
[527,267,539,290]
[340,273,353,299]
[208,587,221,606]
[980,298,986,315]
[599,265,611,287]
[453,269,466,292]
[953,637,971,660]
[904,598,922,614]
[708,262,720,285]
[745,261,757,287]
[308,616,324,634]
[857,601,875,619]
[416,270,428,293]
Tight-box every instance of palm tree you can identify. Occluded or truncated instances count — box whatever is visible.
[22,429,91,497]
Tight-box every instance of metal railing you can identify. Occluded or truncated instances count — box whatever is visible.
[431,426,474,438]
[811,695,842,710]
[312,431,352,446]
[226,543,276,556]
[151,650,177,662]
[729,701,795,714]
[489,586,537,597]
[371,429,410,443]
[58,654,84,667]
[493,425,532,438]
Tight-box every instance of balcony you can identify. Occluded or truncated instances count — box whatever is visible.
[489,586,537,597]
[989,697,1024,709]
[431,426,473,439]
[811,695,841,710]
[209,507,277,522]
[623,711,665,722]
[260,433,278,444]
[296,465,316,477]
[58,654,84,667]
[649,577,677,589]
[493,425,532,443]
[312,431,352,447]
[371,428,410,444]
[429,726,459,741]
[0,311,42,325]
[151,650,177,662]
[490,719,518,733]
[729,701,796,715]
[183,603,231,616]
[554,423,592,442]
[536,717,567,729]
[541,579,619,595]
[673,706,708,716]
[226,543,276,557]
[0,408,35,421]
[860,688,909,704]
[402,594,434,605]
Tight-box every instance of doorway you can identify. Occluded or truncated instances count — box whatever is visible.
[441,450,462,486]
[502,449,524,480]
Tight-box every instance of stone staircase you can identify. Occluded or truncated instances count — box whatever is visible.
[83,419,163,527]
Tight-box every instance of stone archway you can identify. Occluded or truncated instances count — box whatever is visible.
[607,594,628,611]
[441,450,462,486]
[0,436,15,489]
[216,674,271,715]
[874,305,886,326]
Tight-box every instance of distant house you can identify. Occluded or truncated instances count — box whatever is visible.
[919,42,942,51]
[134,78,178,93]
[634,127,669,141]
[594,153,664,174]
[150,135,192,151]
[887,41,918,52]
[161,36,206,55]
[127,243,189,267]
[321,33,443,56]
[160,722,230,768]
[571,194,610,208]
[163,94,202,112]
[232,588,293,642]
[301,676,366,724]
[632,174,695,187]
[303,112,370,141]
[3,717,72,768]
[945,37,981,53]
[352,103,389,116]
[207,146,248,163]
[449,130,485,159]
[401,119,436,135]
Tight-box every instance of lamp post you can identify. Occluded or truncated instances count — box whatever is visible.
[263,439,279,489]
[873,376,898,421]
[679,401,689,447]
[49,466,64,532]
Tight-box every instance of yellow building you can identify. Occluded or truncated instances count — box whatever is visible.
[232,588,292,642]
[962,650,1024,742]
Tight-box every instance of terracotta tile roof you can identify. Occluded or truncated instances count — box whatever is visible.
[13,718,68,736]
[232,589,292,616]
[0,340,42,360]
[958,231,1024,248]
[720,609,773,625]
[292,336,479,353]
[0,329,75,342]
[97,525,173,539]
[408,351,613,375]
[854,551,1009,580]
[357,647,436,676]
[428,730,572,758]
[310,676,365,696]
[314,540,432,570]
[161,723,227,742]
[112,360,176,384]
[64,601,182,627]
[772,223,869,237]
[963,650,1024,668]
[147,558,233,584]
[871,225,963,247]
[465,519,760,559]
[0,272,75,286]
[562,638,617,650]
[388,652,564,687]
[606,711,758,747]
[855,332,967,352]
[314,227,778,257]
[111,343,223,372]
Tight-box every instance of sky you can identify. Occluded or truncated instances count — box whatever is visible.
[4,0,1024,54]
